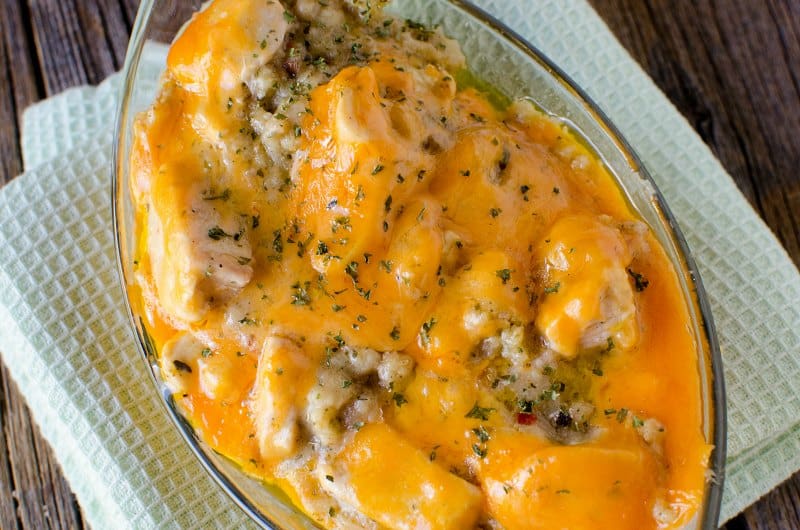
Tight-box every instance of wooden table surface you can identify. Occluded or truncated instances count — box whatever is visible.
[1,0,799,528]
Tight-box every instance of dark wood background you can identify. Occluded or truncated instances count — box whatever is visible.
[1,0,799,528]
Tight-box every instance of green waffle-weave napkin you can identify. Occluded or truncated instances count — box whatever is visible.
[5,0,800,527]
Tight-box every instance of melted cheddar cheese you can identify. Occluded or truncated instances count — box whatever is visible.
[130,1,711,528]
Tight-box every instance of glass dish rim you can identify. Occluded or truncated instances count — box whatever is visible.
[111,0,727,528]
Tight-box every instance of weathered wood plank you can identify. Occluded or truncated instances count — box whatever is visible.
[0,0,42,183]
[27,0,91,92]
[0,9,22,187]
[0,372,19,528]
[118,0,139,28]
[103,0,139,62]
[75,0,132,73]
[589,0,800,267]
[1,0,43,109]
[27,0,137,91]
[742,471,800,530]
[2,364,85,530]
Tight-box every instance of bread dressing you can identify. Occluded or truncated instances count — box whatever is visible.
[130,0,711,527]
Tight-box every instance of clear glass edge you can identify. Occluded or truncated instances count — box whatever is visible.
[109,1,727,528]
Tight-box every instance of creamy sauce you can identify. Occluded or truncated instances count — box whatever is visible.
[130,1,711,528]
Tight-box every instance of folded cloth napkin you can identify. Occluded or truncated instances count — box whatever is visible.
[3,0,800,527]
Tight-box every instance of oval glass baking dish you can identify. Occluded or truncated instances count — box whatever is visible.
[112,0,726,528]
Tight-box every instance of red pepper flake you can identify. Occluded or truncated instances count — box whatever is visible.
[516,413,537,425]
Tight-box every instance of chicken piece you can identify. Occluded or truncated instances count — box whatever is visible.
[534,215,639,358]
[390,369,483,469]
[274,447,379,530]
[412,249,530,372]
[297,62,455,275]
[164,0,291,167]
[147,163,253,323]
[196,353,238,402]
[160,331,205,394]
[481,445,659,530]
[327,423,483,530]
[304,196,445,353]
[381,196,444,307]
[251,336,311,460]
[376,351,415,391]
[167,0,289,96]
[304,364,359,445]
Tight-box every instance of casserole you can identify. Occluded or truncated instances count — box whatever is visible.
[113,1,726,528]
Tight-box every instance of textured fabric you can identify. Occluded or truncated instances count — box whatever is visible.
[3,0,799,527]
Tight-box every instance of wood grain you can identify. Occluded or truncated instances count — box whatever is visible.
[588,0,800,268]
[1,366,84,530]
[0,0,798,528]
[0,0,42,183]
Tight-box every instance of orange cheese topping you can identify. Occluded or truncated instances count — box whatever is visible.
[130,1,710,528]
